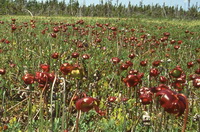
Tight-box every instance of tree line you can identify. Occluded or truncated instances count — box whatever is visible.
[0,0,199,19]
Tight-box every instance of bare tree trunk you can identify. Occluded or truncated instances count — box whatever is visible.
[79,6,82,17]
[162,4,167,18]
[23,8,33,17]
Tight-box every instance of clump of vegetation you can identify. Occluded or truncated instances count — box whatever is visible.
[0,16,200,131]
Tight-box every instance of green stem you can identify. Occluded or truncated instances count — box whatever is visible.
[76,110,81,132]
[50,74,57,131]
[180,94,189,132]
[61,77,66,131]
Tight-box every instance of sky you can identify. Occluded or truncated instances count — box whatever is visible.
[60,0,199,9]
[37,0,199,10]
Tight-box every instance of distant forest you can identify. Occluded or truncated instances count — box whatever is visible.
[0,0,199,19]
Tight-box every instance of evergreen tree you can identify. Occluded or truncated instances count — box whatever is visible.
[0,0,199,19]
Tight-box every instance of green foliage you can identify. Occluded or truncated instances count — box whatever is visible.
[0,16,199,132]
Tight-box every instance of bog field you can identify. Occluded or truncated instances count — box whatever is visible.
[0,16,200,132]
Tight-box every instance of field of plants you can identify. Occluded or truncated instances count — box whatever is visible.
[0,16,200,132]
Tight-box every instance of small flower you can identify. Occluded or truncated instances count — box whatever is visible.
[171,81,185,91]
[163,32,170,37]
[125,61,133,67]
[174,45,180,50]
[150,68,160,77]
[193,77,200,88]
[159,76,168,83]
[129,69,138,75]
[187,61,194,68]
[60,63,74,75]
[72,52,79,58]
[11,25,17,31]
[76,97,97,112]
[195,68,200,74]
[53,27,59,33]
[140,60,147,67]
[107,96,117,102]
[150,84,169,93]
[0,68,6,75]
[120,63,129,70]
[51,52,59,59]
[196,59,200,64]
[22,73,35,84]
[189,74,198,80]
[167,59,171,62]
[75,97,106,116]
[170,40,176,44]
[9,63,16,68]
[175,74,186,83]
[121,97,129,102]
[48,72,56,83]
[123,75,140,87]
[177,40,183,44]
[138,87,153,105]
[170,66,183,78]
[128,53,136,59]
[35,72,49,84]
[111,57,121,64]
[82,54,90,59]
[156,89,187,116]
[152,60,161,67]
[70,68,83,78]
[40,64,50,72]
[50,33,57,38]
